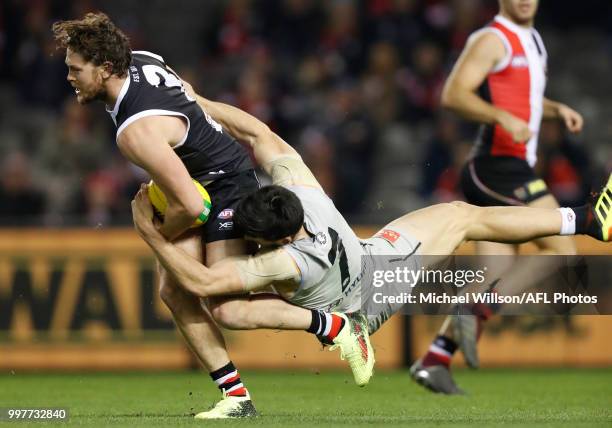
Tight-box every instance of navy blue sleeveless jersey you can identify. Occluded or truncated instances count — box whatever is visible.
[106,51,252,182]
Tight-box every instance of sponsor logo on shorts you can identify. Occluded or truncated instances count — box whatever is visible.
[527,179,547,195]
[218,209,234,220]
[218,221,233,230]
[376,229,400,244]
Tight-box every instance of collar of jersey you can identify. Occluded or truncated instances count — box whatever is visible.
[494,14,533,36]
[105,76,131,122]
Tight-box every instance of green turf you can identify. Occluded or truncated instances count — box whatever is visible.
[0,369,610,427]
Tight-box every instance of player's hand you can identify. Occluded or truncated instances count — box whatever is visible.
[558,104,583,133]
[497,110,533,143]
[131,184,160,239]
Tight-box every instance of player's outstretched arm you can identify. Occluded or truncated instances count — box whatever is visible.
[441,32,532,143]
[195,96,323,188]
[180,80,321,188]
[201,96,299,173]
[131,185,245,296]
[180,79,297,173]
[118,116,203,240]
[131,185,302,297]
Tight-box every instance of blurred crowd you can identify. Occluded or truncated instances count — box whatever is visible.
[0,0,610,227]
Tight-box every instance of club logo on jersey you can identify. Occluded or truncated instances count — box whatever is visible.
[376,229,400,244]
[315,232,327,245]
[511,55,528,68]
[218,209,234,220]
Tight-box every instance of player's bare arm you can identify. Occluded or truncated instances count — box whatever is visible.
[178,81,297,166]
[181,79,320,185]
[542,97,584,133]
[441,31,532,143]
[131,185,301,297]
[117,116,204,240]
[187,95,321,189]
[196,96,299,170]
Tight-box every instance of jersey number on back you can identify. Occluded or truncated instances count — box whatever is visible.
[140,65,222,134]
[142,65,223,133]
[327,228,350,293]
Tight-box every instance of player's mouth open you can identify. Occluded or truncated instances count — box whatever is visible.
[74,88,81,94]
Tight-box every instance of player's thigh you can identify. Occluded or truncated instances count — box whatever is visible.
[158,229,204,297]
[528,195,576,255]
[205,238,250,315]
[205,238,249,265]
[386,202,474,256]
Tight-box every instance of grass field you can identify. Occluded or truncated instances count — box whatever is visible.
[1,369,610,427]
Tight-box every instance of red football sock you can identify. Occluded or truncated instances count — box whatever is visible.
[421,335,458,368]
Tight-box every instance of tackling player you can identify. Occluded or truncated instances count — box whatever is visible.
[411,0,587,394]
[130,95,611,406]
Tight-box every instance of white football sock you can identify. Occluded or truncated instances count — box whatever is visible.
[558,208,576,235]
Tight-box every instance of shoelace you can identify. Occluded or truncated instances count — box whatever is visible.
[328,343,346,360]
[329,336,364,366]
[208,394,245,412]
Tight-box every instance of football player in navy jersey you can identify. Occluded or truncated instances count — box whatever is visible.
[52,12,371,418]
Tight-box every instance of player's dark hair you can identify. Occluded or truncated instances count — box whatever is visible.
[235,185,304,241]
[52,12,131,77]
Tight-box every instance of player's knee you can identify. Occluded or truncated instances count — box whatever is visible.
[446,201,476,233]
[538,236,578,256]
[448,200,474,214]
[210,300,250,330]
[159,282,183,311]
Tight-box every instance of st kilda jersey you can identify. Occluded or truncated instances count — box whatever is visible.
[106,51,252,182]
[470,15,547,167]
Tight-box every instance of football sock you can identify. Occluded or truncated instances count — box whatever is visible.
[472,279,502,319]
[210,361,248,397]
[422,335,458,368]
[558,207,577,235]
[307,310,346,342]
[559,205,601,238]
